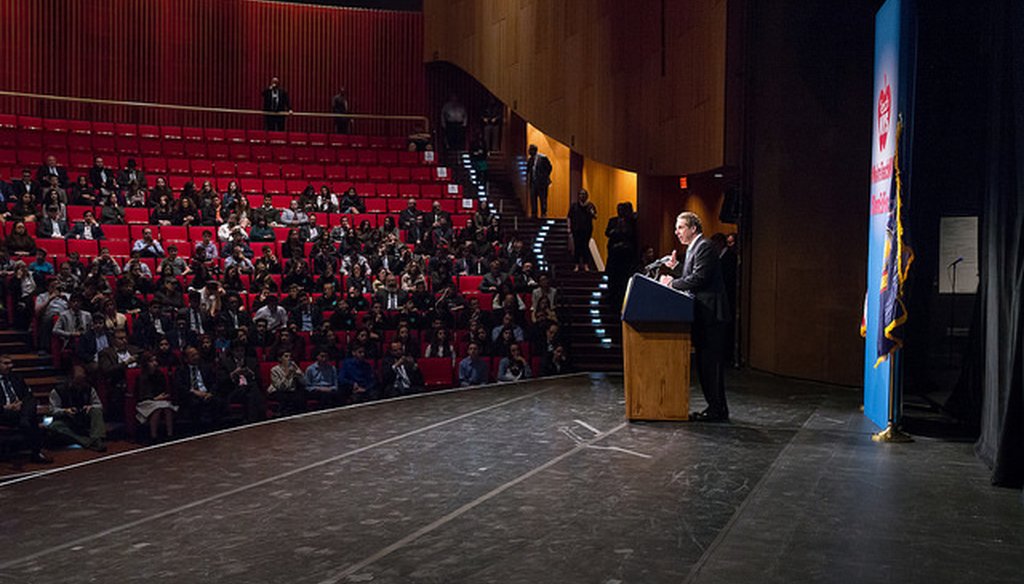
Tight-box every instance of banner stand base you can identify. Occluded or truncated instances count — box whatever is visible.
[872,424,914,443]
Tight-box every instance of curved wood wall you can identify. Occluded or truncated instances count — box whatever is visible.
[423,0,727,176]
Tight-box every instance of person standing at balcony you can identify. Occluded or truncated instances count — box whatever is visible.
[331,87,350,134]
[261,77,292,132]
[441,94,468,152]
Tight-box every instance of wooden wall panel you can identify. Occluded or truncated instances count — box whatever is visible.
[0,0,426,132]
[424,0,727,176]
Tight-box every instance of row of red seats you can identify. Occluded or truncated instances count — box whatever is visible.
[2,143,434,168]
[0,114,410,149]
[27,174,462,198]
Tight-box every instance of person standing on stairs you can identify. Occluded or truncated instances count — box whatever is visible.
[567,188,598,272]
[526,144,552,218]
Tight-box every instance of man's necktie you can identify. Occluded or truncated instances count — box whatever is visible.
[1,377,17,404]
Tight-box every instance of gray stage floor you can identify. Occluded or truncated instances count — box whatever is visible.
[0,372,1021,584]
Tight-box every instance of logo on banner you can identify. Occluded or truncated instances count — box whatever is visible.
[878,75,892,151]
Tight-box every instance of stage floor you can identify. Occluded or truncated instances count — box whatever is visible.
[0,372,1021,583]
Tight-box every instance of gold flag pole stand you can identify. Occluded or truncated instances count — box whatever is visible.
[872,355,913,443]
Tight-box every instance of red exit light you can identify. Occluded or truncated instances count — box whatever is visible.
[679,176,688,189]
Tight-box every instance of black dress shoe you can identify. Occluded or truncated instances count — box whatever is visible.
[30,451,52,464]
[689,410,730,423]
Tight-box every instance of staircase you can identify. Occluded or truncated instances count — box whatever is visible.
[0,330,66,405]
[478,152,623,372]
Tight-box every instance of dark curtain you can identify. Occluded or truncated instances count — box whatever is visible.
[974,0,1024,490]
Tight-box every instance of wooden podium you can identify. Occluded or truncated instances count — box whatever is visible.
[620,274,694,421]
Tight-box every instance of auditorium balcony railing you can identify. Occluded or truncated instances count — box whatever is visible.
[0,90,430,137]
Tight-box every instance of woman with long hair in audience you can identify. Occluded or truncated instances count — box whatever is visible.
[40,188,67,220]
[71,175,99,206]
[281,229,304,260]
[197,180,218,206]
[222,264,246,295]
[346,262,371,294]
[400,260,426,292]
[124,179,148,208]
[297,185,317,212]
[338,186,364,214]
[221,180,243,210]
[150,193,175,225]
[151,176,173,204]
[395,324,421,358]
[356,219,377,247]
[313,185,338,213]
[172,196,199,226]
[380,215,400,241]
[234,194,253,228]
[5,222,37,257]
[10,193,39,223]
[136,352,177,443]
[424,327,456,363]
[470,323,492,357]
[494,326,518,359]
[180,181,199,208]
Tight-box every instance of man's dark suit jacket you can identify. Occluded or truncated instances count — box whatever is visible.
[75,331,110,363]
[172,363,219,400]
[70,222,105,240]
[89,166,116,190]
[667,235,731,327]
[261,87,291,113]
[36,218,71,239]
[36,165,69,188]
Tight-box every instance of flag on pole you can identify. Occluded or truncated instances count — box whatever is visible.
[874,119,913,367]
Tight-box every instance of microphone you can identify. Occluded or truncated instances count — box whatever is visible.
[644,254,673,272]
[947,256,964,268]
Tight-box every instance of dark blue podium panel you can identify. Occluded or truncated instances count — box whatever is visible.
[621,274,694,324]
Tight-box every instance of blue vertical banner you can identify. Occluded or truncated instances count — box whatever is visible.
[864,0,916,429]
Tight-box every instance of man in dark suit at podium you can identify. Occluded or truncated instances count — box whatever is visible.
[659,211,731,422]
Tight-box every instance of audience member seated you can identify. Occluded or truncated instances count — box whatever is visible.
[0,354,51,463]
[36,206,70,239]
[497,343,531,382]
[340,345,377,403]
[37,155,69,188]
[71,210,105,240]
[269,350,306,416]
[135,352,177,442]
[217,342,265,423]
[542,344,573,376]
[458,342,489,387]
[173,347,222,431]
[304,349,342,408]
[133,227,165,258]
[48,366,107,452]
[380,340,424,398]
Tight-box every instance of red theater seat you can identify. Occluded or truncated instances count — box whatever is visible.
[419,358,455,390]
